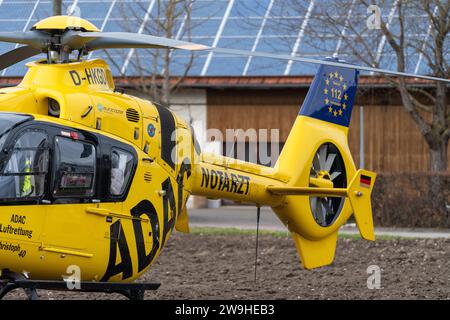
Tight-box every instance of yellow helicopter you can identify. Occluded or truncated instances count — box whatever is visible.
[0,15,448,300]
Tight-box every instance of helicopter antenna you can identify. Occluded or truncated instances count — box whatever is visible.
[254,205,261,283]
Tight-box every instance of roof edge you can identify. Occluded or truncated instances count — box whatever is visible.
[0,75,445,89]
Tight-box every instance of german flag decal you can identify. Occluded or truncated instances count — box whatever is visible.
[360,175,371,188]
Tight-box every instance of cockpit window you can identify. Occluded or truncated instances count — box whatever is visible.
[0,130,49,199]
[0,113,32,151]
[110,148,134,196]
[54,137,96,197]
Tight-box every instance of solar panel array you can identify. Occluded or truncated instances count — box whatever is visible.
[0,0,442,77]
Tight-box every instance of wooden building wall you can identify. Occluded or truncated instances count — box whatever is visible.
[207,88,449,172]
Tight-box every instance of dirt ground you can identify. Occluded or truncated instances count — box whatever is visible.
[4,232,450,300]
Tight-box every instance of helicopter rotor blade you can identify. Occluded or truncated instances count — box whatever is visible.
[62,31,209,51]
[0,46,42,71]
[0,31,50,50]
[0,28,448,84]
[64,31,449,83]
[210,47,450,84]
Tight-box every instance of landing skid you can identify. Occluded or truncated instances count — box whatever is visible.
[0,271,160,300]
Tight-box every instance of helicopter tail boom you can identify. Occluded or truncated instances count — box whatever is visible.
[191,154,284,207]
[191,61,376,269]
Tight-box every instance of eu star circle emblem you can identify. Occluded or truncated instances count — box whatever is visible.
[147,123,156,137]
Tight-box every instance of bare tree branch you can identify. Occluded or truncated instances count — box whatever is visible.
[115,0,196,107]
[274,0,449,170]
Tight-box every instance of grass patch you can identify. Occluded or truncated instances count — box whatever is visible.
[338,233,405,240]
[189,227,409,240]
[190,227,288,238]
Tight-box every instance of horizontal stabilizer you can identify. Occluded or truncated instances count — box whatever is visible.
[267,186,347,197]
[292,232,338,269]
[268,169,377,241]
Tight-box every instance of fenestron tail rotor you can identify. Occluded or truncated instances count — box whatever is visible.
[0,15,448,84]
[309,143,346,227]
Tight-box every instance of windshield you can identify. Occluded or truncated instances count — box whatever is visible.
[0,113,32,149]
[0,128,48,200]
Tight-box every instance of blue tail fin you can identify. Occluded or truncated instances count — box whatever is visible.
[299,59,359,127]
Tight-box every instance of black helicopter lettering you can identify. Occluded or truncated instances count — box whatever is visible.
[220,172,230,192]
[95,68,106,84]
[85,68,107,85]
[244,176,250,195]
[201,168,250,195]
[92,68,99,84]
[177,159,192,218]
[155,105,176,170]
[236,177,244,194]
[85,68,93,84]
[104,159,192,278]
[101,220,133,281]
[100,69,107,84]
[230,173,238,193]
[216,171,224,190]
[200,167,209,189]
[131,200,160,273]
[161,177,176,247]
[237,175,250,195]
[210,170,219,189]
[10,214,26,224]
[69,70,81,86]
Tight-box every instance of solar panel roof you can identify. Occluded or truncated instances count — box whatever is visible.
[0,0,442,77]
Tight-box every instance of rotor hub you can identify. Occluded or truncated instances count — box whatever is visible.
[32,15,100,33]
[316,170,331,181]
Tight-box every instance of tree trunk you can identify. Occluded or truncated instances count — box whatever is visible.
[429,138,448,172]
[427,139,448,226]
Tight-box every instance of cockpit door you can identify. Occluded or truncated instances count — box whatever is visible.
[42,133,98,251]
[0,126,50,245]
